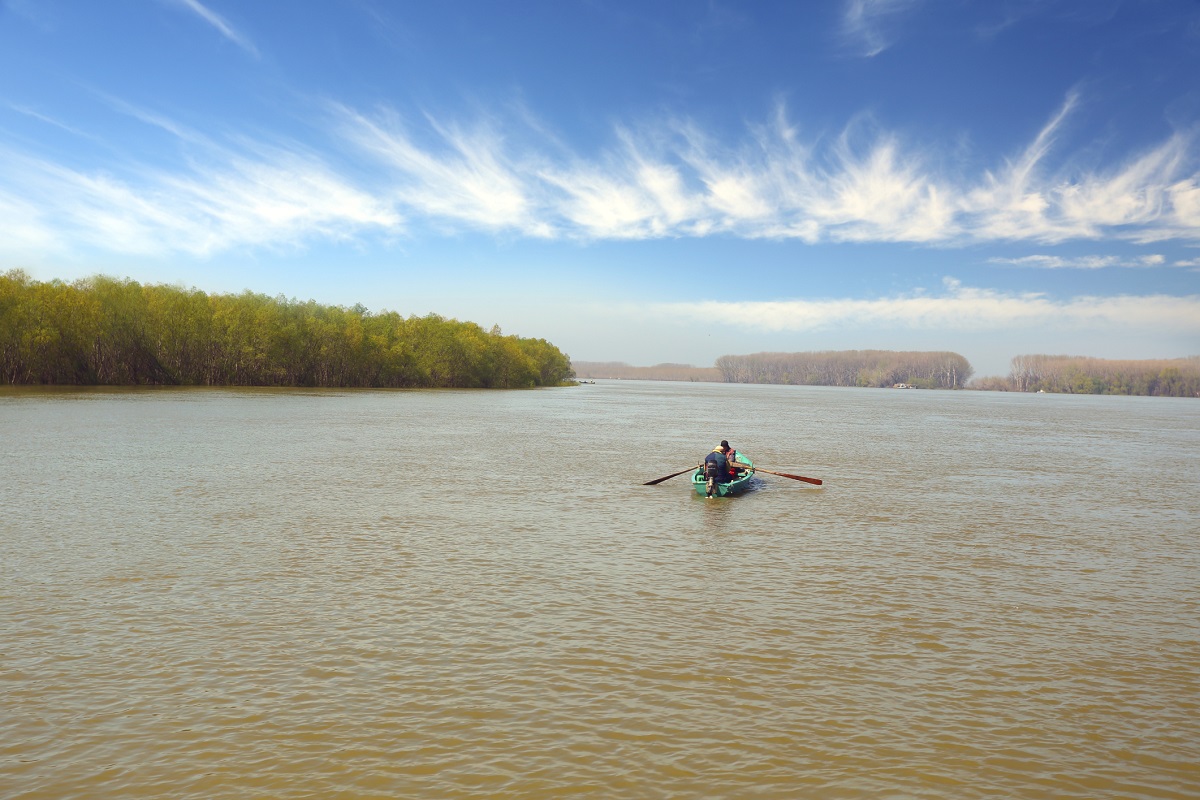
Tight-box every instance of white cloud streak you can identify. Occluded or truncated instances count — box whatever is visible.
[166,0,259,57]
[0,141,399,258]
[324,93,1199,248]
[651,278,1200,335]
[840,0,922,58]
[335,106,544,236]
[1,93,1198,258]
[6,104,99,140]
[988,254,1171,269]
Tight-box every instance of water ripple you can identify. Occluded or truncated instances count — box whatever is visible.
[2,385,1198,798]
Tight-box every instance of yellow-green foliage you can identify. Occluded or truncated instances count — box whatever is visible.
[0,271,574,388]
[1000,354,1200,397]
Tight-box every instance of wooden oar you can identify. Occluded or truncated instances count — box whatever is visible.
[754,468,823,486]
[642,465,700,486]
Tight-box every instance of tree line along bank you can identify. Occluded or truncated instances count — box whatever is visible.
[714,350,973,389]
[972,354,1199,397]
[573,351,973,388]
[0,271,574,388]
[573,352,1199,397]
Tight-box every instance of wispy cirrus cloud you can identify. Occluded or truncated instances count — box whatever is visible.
[6,104,100,141]
[164,0,259,57]
[333,92,1195,247]
[0,186,58,252]
[1,93,1198,258]
[328,93,1198,247]
[988,254,1170,269]
[334,105,545,237]
[0,140,399,258]
[962,93,1200,245]
[840,0,922,57]
[650,278,1200,335]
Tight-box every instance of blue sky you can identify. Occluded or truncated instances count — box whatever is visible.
[2,0,1198,377]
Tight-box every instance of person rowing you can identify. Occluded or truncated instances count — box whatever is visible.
[703,443,732,497]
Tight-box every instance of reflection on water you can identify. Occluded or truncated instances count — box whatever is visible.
[2,383,1198,798]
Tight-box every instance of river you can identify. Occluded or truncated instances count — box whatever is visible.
[2,381,1197,799]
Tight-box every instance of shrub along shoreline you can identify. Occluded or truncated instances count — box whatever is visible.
[0,271,574,388]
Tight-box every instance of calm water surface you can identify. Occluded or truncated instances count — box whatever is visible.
[2,382,1198,799]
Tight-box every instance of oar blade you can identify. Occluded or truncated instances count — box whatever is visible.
[642,466,697,486]
[779,472,822,486]
[756,467,823,486]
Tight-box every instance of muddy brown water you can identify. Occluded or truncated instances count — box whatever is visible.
[2,382,1197,798]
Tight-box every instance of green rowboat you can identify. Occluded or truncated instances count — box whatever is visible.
[692,453,755,497]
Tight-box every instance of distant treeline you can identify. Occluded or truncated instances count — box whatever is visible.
[974,354,1200,397]
[716,350,974,389]
[571,361,722,381]
[0,271,573,388]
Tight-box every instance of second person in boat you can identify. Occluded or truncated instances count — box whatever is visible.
[721,440,744,480]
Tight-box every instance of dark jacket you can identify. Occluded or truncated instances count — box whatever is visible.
[704,450,730,482]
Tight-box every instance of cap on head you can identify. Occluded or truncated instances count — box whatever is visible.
[720,440,730,449]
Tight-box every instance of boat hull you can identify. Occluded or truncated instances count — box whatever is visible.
[692,455,755,497]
